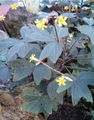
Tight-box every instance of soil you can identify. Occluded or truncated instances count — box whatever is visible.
[48,103,92,120]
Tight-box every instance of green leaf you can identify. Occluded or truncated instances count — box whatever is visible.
[71,82,93,105]
[71,71,94,105]
[83,17,94,26]
[0,49,8,61]
[62,13,76,18]
[0,38,22,50]
[47,80,63,104]
[7,43,36,61]
[77,49,89,66]
[77,25,94,44]
[22,87,59,115]
[39,42,63,63]
[0,30,9,40]
[8,59,34,81]
[23,87,40,96]
[41,96,53,113]
[51,26,69,40]
[20,25,54,43]
[22,100,41,114]
[33,65,51,85]
[0,62,11,82]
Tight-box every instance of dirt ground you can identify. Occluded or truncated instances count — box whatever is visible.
[48,103,92,120]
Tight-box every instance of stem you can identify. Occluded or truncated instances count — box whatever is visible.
[36,60,64,76]
[54,25,59,42]
[64,66,71,74]
[66,40,78,58]
[0,21,7,33]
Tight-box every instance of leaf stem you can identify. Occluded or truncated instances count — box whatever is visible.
[54,25,59,42]
[36,60,64,76]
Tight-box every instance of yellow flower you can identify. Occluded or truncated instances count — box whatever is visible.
[74,5,78,9]
[69,34,73,38]
[35,18,48,30]
[0,15,5,21]
[56,76,67,86]
[56,76,73,86]
[64,6,69,10]
[29,54,36,62]
[56,16,68,27]
[71,7,76,12]
[11,3,19,10]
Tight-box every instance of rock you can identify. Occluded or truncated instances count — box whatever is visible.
[4,7,33,38]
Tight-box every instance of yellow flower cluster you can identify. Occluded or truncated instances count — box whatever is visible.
[64,5,78,12]
[55,16,68,27]
[64,6,69,11]
[35,16,68,30]
[71,5,78,12]
[56,76,73,86]
[11,3,19,10]
[35,19,48,30]
[0,15,5,21]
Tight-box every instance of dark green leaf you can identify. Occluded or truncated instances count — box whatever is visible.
[33,65,51,85]
[47,80,63,104]
[0,62,11,82]
[8,59,34,81]
[39,42,63,63]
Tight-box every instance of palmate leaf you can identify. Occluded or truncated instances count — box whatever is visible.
[33,65,51,85]
[47,80,63,104]
[71,82,93,105]
[39,42,63,63]
[8,59,34,81]
[7,43,39,61]
[77,25,94,44]
[50,26,69,40]
[56,72,94,105]
[0,62,11,82]
[20,25,54,43]
[22,87,59,116]
[83,17,94,26]
[77,49,89,66]
[0,38,22,50]
[71,71,94,105]
[0,49,8,61]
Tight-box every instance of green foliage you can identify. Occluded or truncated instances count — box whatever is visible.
[0,62,11,82]
[0,0,94,118]
[8,59,34,81]
[22,87,59,117]
[33,65,51,85]
[47,80,63,104]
